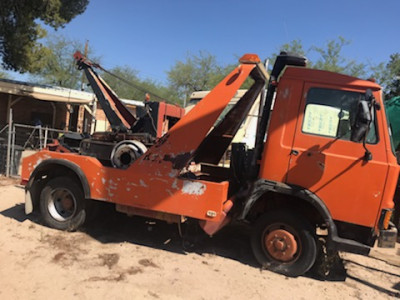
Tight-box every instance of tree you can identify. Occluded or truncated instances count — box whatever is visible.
[385,53,400,99]
[167,51,227,105]
[0,67,10,79]
[0,0,89,72]
[312,37,366,77]
[369,62,389,91]
[101,66,141,99]
[268,39,307,69]
[30,35,93,89]
[101,66,180,104]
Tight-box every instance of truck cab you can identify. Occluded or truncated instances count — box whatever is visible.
[259,66,398,247]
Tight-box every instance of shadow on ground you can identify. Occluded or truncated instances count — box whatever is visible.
[1,202,350,281]
[343,259,400,298]
[0,203,38,223]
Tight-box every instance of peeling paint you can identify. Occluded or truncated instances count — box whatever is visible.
[142,153,162,163]
[182,181,206,195]
[163,152,192,169]
[154,133,170,148]
[150,177,168,183]
[139,180,148,187]
[101,178,106,184]
[165,189,173,196]
[169,170,178,178]
[282,87,290,99]
[126,188,131,192]
[374,191,381,198]
[171,179,179,190]
[33,159,43,169]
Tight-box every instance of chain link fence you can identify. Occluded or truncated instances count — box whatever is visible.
[1,123,68,177]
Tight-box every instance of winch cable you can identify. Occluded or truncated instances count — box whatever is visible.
[94,65,162,134]
[90,61,174,104]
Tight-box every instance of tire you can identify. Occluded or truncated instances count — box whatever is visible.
[251,210,317,277]
[39,177,86,231]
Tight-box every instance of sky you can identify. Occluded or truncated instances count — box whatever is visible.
[11,0,400,84]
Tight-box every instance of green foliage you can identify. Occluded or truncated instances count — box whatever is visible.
[27,32,397,107]
[167,51,227,105]
[0,68,11,79]
[312,37,366,77]
[166,38,372,106]
[268,39,307,69]
[280,39,307,56]
[0,0,89,72]
[30,35,93,89]
[385,53,400,99]
[369,62,389,90]
[101,66,180,104]
[101,66,141,99]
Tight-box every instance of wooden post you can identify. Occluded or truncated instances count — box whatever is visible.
[5,109,12,177]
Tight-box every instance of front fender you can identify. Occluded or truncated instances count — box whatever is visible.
[240,179,370,255]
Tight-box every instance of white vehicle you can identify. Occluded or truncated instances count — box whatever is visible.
[186,89,261,149]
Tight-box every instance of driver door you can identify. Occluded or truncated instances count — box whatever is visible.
[286,84,388,228]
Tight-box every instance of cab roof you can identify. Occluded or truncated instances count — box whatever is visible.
[281,66,381,91]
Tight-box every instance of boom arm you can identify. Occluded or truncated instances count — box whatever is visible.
[74,51,137,132]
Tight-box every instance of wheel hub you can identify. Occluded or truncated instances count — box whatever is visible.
[265,229,298,262]
[60,196,73,211]
[48,188,77,221]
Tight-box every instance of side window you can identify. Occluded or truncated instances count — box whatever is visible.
[301,88,378,143]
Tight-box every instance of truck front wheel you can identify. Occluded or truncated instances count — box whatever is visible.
[251,210,317,277]
[39,177,86,231]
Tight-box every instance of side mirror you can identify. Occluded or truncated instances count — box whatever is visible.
[350,89,374,143]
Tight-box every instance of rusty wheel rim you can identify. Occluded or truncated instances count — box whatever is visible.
[263,224,300,263]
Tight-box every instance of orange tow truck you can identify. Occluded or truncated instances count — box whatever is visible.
[21,52,398,277]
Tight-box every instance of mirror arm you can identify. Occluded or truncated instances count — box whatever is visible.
[362,98,376,161]
[363,139,372,161]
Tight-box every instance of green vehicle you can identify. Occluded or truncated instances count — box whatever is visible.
[385,95,400,237]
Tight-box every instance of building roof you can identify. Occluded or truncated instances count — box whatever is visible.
[121,98,145,107]
[0,78,95,104]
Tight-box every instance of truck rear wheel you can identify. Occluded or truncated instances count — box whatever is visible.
[39,177,86,231]
[251,210,317,277]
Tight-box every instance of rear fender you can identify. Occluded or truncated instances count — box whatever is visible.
[25,159,91,213]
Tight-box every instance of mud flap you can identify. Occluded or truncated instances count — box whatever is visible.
[25,190,33,214]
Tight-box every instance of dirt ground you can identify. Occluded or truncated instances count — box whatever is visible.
[0,177,399,299]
